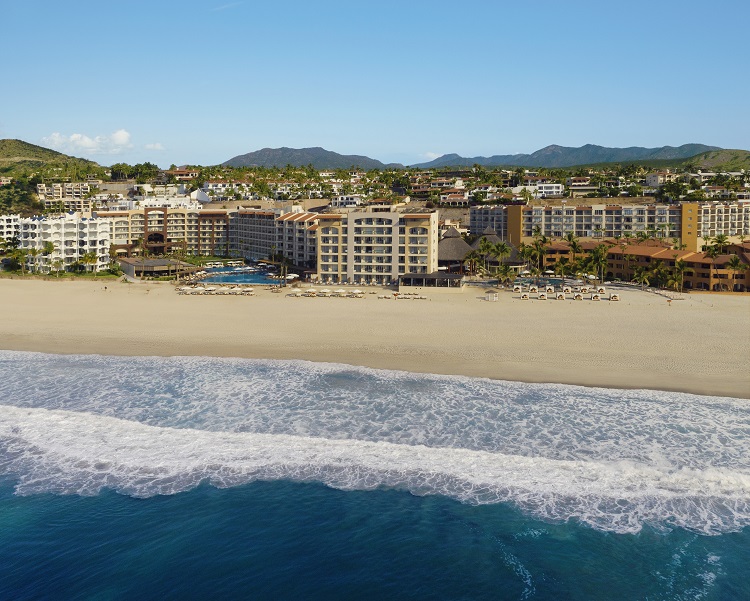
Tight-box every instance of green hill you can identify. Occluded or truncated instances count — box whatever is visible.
[680,149,750,171]
[0,139,99,177]
[561,149,750,172]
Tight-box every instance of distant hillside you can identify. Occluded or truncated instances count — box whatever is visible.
[555,149,750,172]
[222,147,404,170]
[412,144,723,169]
[0,139,97,174]
[680,149,750,171]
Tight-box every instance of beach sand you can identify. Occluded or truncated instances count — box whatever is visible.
[1,278,749,399]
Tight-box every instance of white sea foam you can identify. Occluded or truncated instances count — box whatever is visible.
[1,405,749,535]
[1,351,747,469]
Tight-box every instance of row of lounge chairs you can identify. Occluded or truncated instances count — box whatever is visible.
[287,290,365,298]
[513,285,608,294]
[176,285,255,296]
[379,294,428,300]
[519,291,620,301]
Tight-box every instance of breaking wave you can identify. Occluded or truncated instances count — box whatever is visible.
[1,351,749,535]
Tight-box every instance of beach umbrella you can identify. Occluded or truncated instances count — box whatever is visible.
[544,269,554,274]
[520,270,530,275]
[352,289,363,294]
[321,288,331,294]
[587,274,597,280]
[335,289,346,294]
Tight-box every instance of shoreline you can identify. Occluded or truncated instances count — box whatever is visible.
[2,279,749,399]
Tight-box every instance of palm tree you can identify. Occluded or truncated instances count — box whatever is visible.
[517,243,533,272]
[670,258,693,295]
[13,248,29,275]
[41,241,56,274]
[554,257,570,286]
[492,241,511,271]
[463,250,483,276]
[587,243,610,284]
[478,237,493,274]
[532,238,548,271]
[633,266,650,291]
[27,248,41,274]
[726,255,747,292]
[566,233,582,264]
[704,245,720,291]
[81,251,98,276]
[648,260,669,289]
[496,263,515,287]
[713,234,729,254]
[51,258,64,277]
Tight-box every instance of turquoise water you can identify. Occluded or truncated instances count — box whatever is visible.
[202,269,279,285]
[1,352,748,599]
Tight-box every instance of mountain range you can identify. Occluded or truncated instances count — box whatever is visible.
[221,143,729,170]
[410,144,723,169]
[222,147,404,170]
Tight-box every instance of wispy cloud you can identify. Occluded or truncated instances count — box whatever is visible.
[41,129,133,155]
[422,152,441,160]
[211,2,242,11]
[145,142,165,151]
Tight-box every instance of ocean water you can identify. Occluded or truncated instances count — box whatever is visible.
[0,352,748,600]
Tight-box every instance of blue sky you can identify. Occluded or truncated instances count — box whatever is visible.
[2,0,748,167]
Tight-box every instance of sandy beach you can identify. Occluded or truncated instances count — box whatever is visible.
[1,278,748,399]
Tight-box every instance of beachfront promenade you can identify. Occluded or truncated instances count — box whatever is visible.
[1,278,748,399]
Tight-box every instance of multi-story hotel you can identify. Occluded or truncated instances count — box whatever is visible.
[230,207,319,267]
[94,207,233,256]
[537,240,749,292]
[36,182,92,200]
[0,213,111,272]
[470,200,750,251]
[229,205,439,283]
[316,206,438,285]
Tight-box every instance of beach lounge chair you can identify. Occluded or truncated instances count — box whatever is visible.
[591,293,601,301]
[609,293,620,301]
[521,293,530,300]
[563,286,572,294]
[556,292,565,300]
[545,286,554,293]
[529,285,538,294]
[538,292,547,300]
[513,285,522,293]
[574,293,583,301]
[597,286,606,294]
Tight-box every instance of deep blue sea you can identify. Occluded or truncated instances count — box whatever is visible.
[1,352,748,600]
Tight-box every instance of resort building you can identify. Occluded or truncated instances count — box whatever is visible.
[41,197,94,214]
[230,207,319,267]
[698,201,750,241]
[316,206,438,285]
[470,200,750,251]
[230,209,279,261]
[275,210,320,268]
[36,182,92,200]
[94,207,233,256]
[0,213,111,273]
[533,240,750,292]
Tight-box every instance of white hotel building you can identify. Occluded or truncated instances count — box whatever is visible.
[1,213,111,272]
